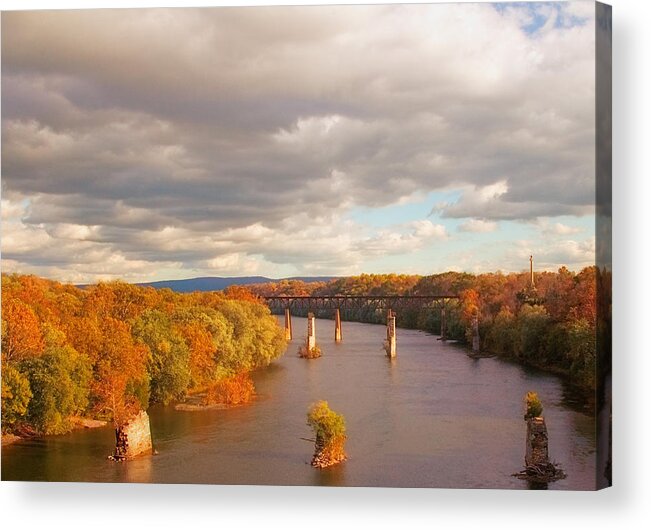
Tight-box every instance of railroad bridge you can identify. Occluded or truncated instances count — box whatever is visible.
[263,294,459,345]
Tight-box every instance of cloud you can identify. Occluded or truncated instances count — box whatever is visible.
[440,181,593,221]
[442,234,596,275]
[1,4,597,281]
[515,237,596,271]
[458,219,498,233]
[537,220,583,236]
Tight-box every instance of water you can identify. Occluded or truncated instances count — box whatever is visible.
[1,317,596,489]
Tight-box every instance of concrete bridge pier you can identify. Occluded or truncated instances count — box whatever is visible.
[334,308,342,342]
[472,314,480,352]
[386,309,397,358]
[307,312,316,351]
[441,306,447,341]
[284,308,293,341]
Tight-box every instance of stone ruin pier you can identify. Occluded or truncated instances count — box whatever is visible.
[386,309,396,358]
[525,417,549,469]
[306,312,316,351]
[110,410,153,461]
[514,416,565,483]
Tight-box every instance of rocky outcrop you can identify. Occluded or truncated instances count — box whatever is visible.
[311,435,347,469]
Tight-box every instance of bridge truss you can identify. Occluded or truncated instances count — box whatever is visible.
[263,295,461,345]
[263,294,459,314]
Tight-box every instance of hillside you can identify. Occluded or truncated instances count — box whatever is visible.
[138,276,336,293]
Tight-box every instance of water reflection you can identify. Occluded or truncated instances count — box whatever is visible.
[315,461,347,487]
[527,480,549,490]
[122,454,153,483]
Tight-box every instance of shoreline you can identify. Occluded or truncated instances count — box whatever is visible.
[174,394,257,412]
[1,433,22,446]
[2,416,108,447]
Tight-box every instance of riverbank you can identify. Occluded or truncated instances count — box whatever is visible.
[174,401,253,411]
[2,434,21,446]
[2,416,108,447]
[69,417,108,429]
[284,311,595,403]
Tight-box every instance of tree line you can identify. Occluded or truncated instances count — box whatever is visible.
[1,274,286,435]
[249,268,610,394]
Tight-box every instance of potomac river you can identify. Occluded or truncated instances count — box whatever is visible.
[2,316,596,489]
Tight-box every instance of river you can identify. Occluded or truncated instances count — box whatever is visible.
[1,317,596,489]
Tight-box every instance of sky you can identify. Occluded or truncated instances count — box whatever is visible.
[1,1,599,283]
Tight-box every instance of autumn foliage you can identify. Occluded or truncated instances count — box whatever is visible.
[1,274,287,434]
[250,267,605,393]
[1,299,45,362]
[524,391,544,420]
[203,372,256,406]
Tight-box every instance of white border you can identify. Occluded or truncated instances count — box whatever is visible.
[1,0,649,528]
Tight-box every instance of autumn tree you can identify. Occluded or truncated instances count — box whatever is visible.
[1,298,45,362]
[1,273,291,434]
[177,320,217,390]
[92,317,149,426]
[173,306,236,380]
[224,285,260,303]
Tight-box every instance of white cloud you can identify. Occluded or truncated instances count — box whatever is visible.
[513,237,595,271]
[458,219,498,233]
[1,197,28,221]
[537,220,583,236]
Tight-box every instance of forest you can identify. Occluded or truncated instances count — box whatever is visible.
[249,267,610,395]
[1,274,286,436]
[1,266,609,437]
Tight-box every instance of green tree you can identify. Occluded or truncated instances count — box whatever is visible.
[1,363,32,433]
[565,319,597,389]
[214,300,286,372]
[524,391,543,420]
[484,307,517,356]
[515,304,551,363]
[132,309,191,405]
[307,400,346,443]
[22,345,91,434]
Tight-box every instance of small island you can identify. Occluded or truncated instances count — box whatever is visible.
[307,400,347,468]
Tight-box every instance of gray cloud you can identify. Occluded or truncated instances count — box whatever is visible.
[1,3,597,280]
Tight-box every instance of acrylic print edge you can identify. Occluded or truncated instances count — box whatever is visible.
[595,0,612,490]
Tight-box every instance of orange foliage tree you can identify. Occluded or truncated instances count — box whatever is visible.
[1,273,289,434]
[1,298,45,362]
[92,318,149,426]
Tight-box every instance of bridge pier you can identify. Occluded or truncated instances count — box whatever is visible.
[284,308,293,341]
[386,309,397,358]
[334,308,342,342]
[472,314,480,352]
[441,306,447,341]
[307,312,316,351]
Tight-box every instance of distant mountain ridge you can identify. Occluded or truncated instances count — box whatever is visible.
[137,276,336,293]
